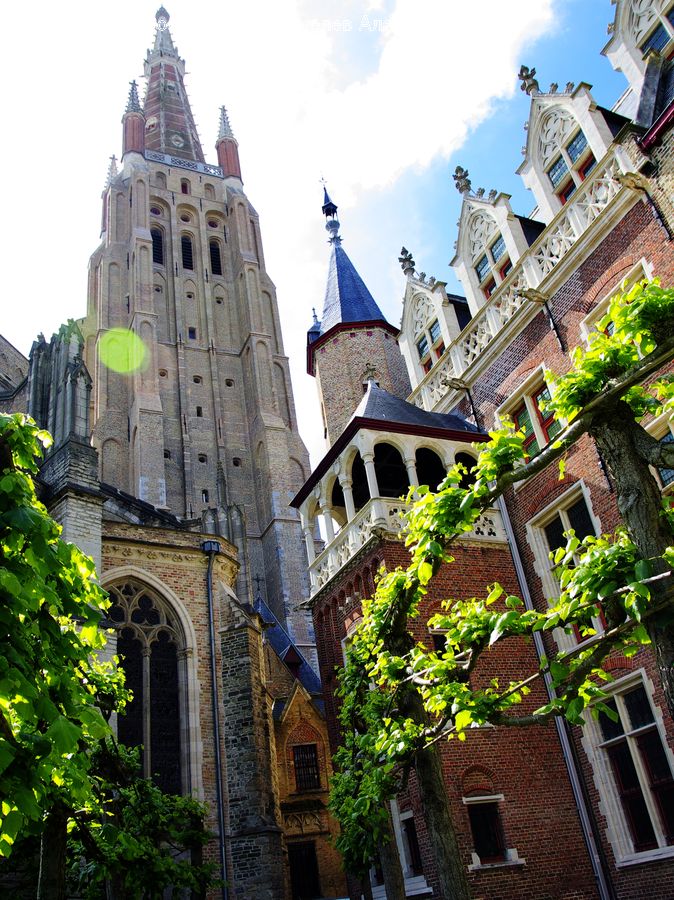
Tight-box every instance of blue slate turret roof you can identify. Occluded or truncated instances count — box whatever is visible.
[253,593,322,699]
[320,243,388,332]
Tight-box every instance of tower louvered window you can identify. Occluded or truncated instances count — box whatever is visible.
[151,227,164,265]
[108,582,183,795]
[209,240,223,276]
[181,235,194,270]
[293,744,320,791]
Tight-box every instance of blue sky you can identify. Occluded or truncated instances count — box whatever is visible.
[2,1,627,467]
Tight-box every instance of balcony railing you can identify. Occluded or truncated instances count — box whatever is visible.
[308,497,506,596]
[410,150,627,411]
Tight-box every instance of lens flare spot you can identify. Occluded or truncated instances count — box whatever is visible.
[99,329,148,374]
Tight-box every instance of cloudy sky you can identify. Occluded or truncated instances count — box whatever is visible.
[3,0,625,465]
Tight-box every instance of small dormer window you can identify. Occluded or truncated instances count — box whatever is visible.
[475,255,490,282]
[640,9,674,55]
[547,128,595,205]
[490,234,506,263]
[416,319,445,374]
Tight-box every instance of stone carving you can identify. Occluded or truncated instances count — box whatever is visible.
[549,82,558,93]
[412,293,435,338]
[533,214,577,275]
[565,81,575,93]
[627,0,658,45]
[537,107,576,166]
[518,65,540,96]
[453,165,472,194]
[467,211,498,259]
[399,246,415,275]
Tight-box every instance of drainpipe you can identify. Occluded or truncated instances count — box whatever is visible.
[496,497,616,900]
[202,539,230,900]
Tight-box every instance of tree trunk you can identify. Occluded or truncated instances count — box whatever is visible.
[378,807,406,900]
[37,803,68,900]
[592,406,674,718]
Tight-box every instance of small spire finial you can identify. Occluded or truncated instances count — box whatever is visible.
[321,182,341,244]
[398,247,415,276]
[126,81,141,114]
[218,106,235,140]
[105,155,118,188]
[156,6,170,29]
[518,65,540,96]
[312,308,319,325]
[452,166,472,194]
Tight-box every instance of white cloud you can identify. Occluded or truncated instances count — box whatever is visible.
[3,0,554,467]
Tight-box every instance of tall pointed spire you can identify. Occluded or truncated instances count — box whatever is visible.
[143,8,205,163]
[126,81,141,113]
[215,105,242,180]
[317,188,387,333]
[218,106,235,141]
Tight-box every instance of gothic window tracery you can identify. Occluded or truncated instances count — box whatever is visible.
[467,211,498,260]
[537,107,576,168]
[108,581,183,794]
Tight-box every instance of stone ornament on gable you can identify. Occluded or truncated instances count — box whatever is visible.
[627,0,658,44]
[467,211,497,259]
[453,165,472,194]
[412,292,435,338]
[537,106,576,166]
[518,65,540,96]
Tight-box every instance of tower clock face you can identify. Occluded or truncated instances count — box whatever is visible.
[170,133,185,149]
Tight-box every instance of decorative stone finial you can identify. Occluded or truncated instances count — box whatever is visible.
[565,81,575,93]
[312,308,319,325]
[518,65,540,96]
[126,81,141,114]
[105,155,118,188]
[549,82,558,94]
[475,187,485,198]
[362,363,378,384]
[452,165,472,194]
[398,247,415,276]
[156,6,170,29]
[218,106,235,141]
[488,189,497,202]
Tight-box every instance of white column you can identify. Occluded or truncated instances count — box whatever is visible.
[340,477,356,521]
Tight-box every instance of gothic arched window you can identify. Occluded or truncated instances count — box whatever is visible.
[108,581,183,795]
[151,227,164,266]
[181,235,194,270]
[209,239,223,276]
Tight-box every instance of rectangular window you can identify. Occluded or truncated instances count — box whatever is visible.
[533,384,562,443]
[475,255,490,282]
[188,327,197,340]
[542,494,596,556]
[500,259,513,280]
[513,400,540,455]
[429,319,441,344]
[490,234,506,263]
[483,278,496,299]
[293,744,320,791]
[641,22,670,54]
[401,817,424,876]
[566,129,588,163]
[467,802,507,863]
[658,432,674,488]
[181,235,194,270]
[548,155,569,188]
[560,179,577,205]
[580,155,597,180]
[597,682,674,853]
[416,334,429,360]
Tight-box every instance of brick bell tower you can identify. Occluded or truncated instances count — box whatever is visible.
[307,189,411,447]
[83,6,314,653]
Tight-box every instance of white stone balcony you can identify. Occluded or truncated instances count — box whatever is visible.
[410,148,633,411]
[308,496,506,597]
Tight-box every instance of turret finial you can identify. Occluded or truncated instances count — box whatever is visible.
[218,106,235,141]
[398,247,415,276]
[126,81,141,114]
[321,182,341,244]
[518,64,540,96]
[156,6,170,29]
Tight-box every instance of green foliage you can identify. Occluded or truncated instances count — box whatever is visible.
[67,743,215,899]
[329,281,674,867]
[0,413,122,857]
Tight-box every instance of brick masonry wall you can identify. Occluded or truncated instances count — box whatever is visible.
[312,536,599,900]
[453,199,674,899]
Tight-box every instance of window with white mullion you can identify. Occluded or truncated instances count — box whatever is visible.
[597,684,674,854]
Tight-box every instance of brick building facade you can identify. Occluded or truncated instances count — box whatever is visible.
[297,2,674,898]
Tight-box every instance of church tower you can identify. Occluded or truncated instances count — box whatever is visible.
[307,191,411,446]
[83,8,313,652]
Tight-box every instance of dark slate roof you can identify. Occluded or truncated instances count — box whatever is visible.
[351,381,481,433]
[596,105,631,137]
[515,215,546,247]
[445,292,472,331]
[320,244,388,333]
[254,594,322,695]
